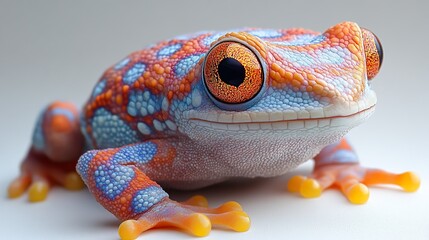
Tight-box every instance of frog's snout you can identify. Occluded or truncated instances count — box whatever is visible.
[361,28,383,80]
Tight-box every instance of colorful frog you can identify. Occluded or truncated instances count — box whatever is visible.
[8,22,420,239]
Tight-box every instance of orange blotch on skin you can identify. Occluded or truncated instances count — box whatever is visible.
[151,79,158,88]
[348,44,359,54]
[148,140,177,167]
[154,64,165,75]
[284,71,293,80]
[269,70,281,82]
[312,84,324,95]
[116,95,123,105]
[105,90,113,100]
[51,115,72,132]
[167,91,174,100]
[122,85,130,94]
[158,77,165,85]
[271,62,281,72]
[165,67,171,74]
[352,36,361,45]
[291,80,301,88]
[134,80,141,89]
[307,73,316,80]
[137,76,144,83]
[185,84,191,93]
[124,114,133,123]
[293,72,304,82]
[186,71,195,81]
[330,68,340,76]
[315,78,328,87]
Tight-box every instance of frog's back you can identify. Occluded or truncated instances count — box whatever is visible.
[80,28,319,149]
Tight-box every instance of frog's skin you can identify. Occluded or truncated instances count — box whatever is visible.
[8,22,420,239]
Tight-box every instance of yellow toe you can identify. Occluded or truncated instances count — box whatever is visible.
[299,178,322,198]
[8,175,31,199]
[216,211,250,232]
[8,181,26,199]
[217,201,243,212]
[346,183,369,204]
[118,220,143,240]
[287,176,306,193]
[398,172,420,192]
[232,211,251,232]
[184,195,209,207]
[28,181,49,202]
[185,213,211,237]
[64,172,85,190]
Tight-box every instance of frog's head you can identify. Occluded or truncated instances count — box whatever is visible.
[179,22,382,145]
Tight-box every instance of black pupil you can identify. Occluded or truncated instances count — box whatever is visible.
[218,58,245,87]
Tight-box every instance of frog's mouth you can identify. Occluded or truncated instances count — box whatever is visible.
[187,105,375,131]
[186,92,377,131]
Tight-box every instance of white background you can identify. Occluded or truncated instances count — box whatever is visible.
[0,0,428,239]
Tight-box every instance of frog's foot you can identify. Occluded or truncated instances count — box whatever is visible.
[8,149,84,202]
[287,163,420,204]
[118,196,250,240]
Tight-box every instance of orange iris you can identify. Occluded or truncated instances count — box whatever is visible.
[203,41,264,104]
[362,28,383,80]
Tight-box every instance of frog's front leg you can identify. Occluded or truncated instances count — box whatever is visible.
[76,141,250,240]
[287,138,420,204]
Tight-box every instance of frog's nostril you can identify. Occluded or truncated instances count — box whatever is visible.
[361,28,383,80]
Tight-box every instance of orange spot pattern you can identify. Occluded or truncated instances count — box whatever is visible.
[266,22,368,102]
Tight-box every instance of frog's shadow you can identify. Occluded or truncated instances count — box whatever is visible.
[168,167,311,202]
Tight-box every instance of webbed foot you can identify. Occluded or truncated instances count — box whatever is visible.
[8,149,84,202]
[288,163,420,204]
[118,195,250,240]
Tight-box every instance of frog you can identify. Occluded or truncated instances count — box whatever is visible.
[8,21,420,240]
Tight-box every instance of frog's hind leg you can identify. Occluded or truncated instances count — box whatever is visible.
[76,141,250,239]
[8,101,85,202]
[287,138,420,204]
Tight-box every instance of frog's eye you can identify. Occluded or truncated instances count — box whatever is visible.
[203,41,264,110]
[362,28,383,80]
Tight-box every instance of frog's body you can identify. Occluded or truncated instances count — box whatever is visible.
[78,23,375,189]
[9,22,419,240]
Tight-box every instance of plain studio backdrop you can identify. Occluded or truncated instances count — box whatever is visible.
[0,1,428,239]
